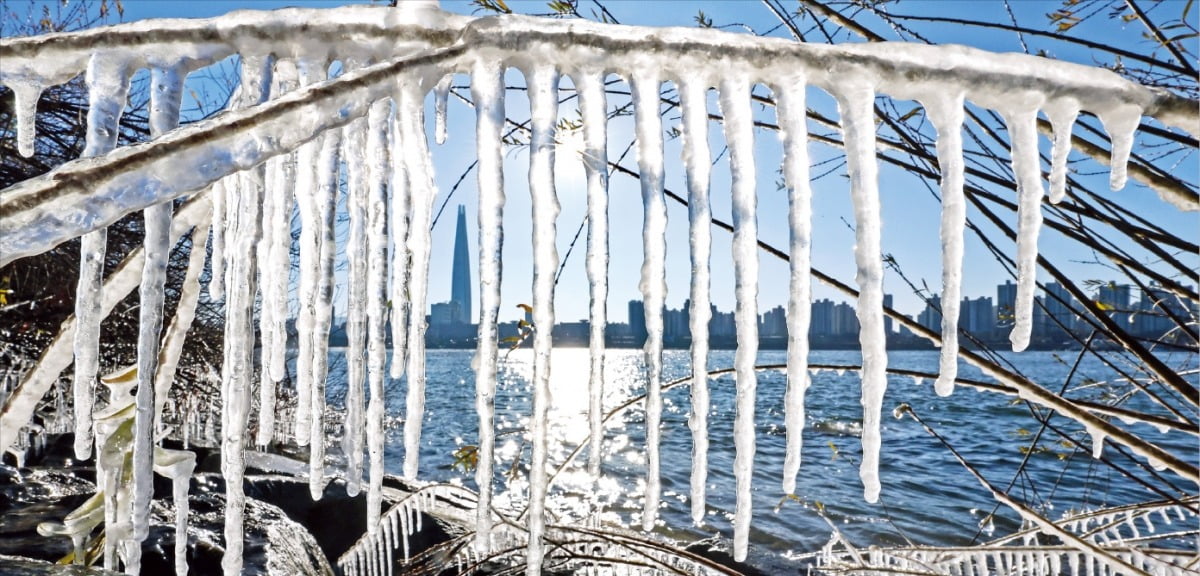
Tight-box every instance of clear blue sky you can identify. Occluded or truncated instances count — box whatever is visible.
[16,0,1196,324]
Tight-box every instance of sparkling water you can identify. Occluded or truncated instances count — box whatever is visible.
[318,347,1197,562]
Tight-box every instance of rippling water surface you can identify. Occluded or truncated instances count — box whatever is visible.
[319,347,1197,562]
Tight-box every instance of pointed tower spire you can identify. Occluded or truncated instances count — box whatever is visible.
[451,205,472,324]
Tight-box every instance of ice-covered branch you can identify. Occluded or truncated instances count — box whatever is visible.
[0,194,212,457]
[0,44,465,267]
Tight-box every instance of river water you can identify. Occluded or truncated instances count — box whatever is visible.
[318,347,1196,564]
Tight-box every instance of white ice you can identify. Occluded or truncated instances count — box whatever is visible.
[632,70,667,533]
[919,91,966,397]
[776,76,813,494]
[831,77,888,504]
[720,74,759,561]
[525,63,561,576]
[365,98,392,535]
[470,57,505,552]
[679,78,712,523]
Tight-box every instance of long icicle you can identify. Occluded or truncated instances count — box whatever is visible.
[208,178,227,301]
[1002,101,1046,353]
[258,59,299,446]
[525,63,560,576]
[309,127,342,499]
[678,77,711,524]
[401,80,437,481]
[164,221,208,576]
[344,115,369,497]
[268,62,298,385]
[365,97,391,536]
[73,53,131,462]
[388,85,411,381]
[833,77,888,505]
[154,206,214,432]
[776,76,812,495]
[291,58,326,448]
[222,53,271,576]
[577,70,609,479]
[130,65,184,568]
[922,91,966,397]
[471,57,505,553]
[632,70,667,533]
[719,74,758,561]
[256,123,279,432]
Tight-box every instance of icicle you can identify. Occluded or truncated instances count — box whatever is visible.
[131,65,185,558]
[384,515,395,576]
[719,74,758,561]
[1045,101,1080,203]
[148,447,197,576]
[365,98,391,536]
[209,179,227,300]
[257,145,279,416]
[525,63,561,576]
[266,60,299,386]
[471,57,505,553]
[1086,424,1106,458]
[577,70,609,481]
[222,53,271,576]
[292,59,327,450]
[344,116,370,497]
[388,94,411,381]
[309,127,341,498]
[415,494,425,532]
[632,69,667,534]
[1124,514,1141,539]
[154,216,213,436]
[12,81,42,158]
[400,503,411,561]
[400,80,438,480]
[776,76,813,494]
[679,78,712,523]
[434,74,452,145]
[918,91,966,397]
[73,54,131,462]
[1000,101,1046,353]
[1099,104,1141,191]
[832,76,888,504]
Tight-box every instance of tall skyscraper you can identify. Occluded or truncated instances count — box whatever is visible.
[450,205,472,325]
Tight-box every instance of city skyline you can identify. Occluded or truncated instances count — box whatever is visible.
[417,275,1196,348]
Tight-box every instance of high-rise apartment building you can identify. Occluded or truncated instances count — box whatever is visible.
[997,280,1016,326]
[918,294,942,334]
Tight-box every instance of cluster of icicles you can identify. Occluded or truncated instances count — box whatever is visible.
[337,484,731,576]
[817,543,1196,576]
[0,3,1194,576]
[337,485,490,576]
[1057,499,1198,547]
[814,499,1200,576]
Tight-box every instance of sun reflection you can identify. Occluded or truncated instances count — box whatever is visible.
[493,348,650,529]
